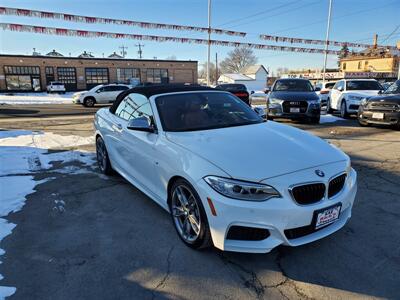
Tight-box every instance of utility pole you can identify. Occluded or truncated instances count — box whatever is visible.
[135,43,144,59]
[207,0,212,86]
[119,45,128,58]
[322,0,333,84]
[215,52,218,85]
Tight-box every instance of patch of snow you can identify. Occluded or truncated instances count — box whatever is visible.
[0,130,96,298]
[0,92,74,105]
[320,114,344,124]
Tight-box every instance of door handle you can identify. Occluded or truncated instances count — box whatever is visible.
[113,123,123,131]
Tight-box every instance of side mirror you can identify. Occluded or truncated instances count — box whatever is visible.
[314,87,321,92]
[338,86,344,92]
[127,116,156,133]
[251,91,255,94]
[96,89,102,93]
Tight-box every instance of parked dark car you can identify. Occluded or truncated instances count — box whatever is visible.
[215,84,250,105]
[358,80,400,129]
[267,78,321,124]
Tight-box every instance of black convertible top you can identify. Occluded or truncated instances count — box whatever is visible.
[110,84,215,113]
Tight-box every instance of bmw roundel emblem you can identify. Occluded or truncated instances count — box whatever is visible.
[315,170,325,177]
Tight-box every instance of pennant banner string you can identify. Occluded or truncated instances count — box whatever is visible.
[0,23,341,55]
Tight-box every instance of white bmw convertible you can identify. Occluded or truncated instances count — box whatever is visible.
[94,84,357,253]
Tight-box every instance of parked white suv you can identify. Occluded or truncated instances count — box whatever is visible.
[46,81,66,94]
[315,81,336,108]
[327,79,383,118]
[73,84,130,107]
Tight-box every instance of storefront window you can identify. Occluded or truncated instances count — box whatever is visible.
[144,68,169,84]
[4,65,41,91]
[85,68,109,89]
[117,68,140,84]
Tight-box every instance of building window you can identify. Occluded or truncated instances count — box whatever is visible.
[45,67,55,85]
[4,65,41,91]
[365,61,369,69]
[85,68,109,88]
[358,61,362,69]
[117,68,141,84]
[57,67,77,90]
[342,63,346,70]
[144,68,169,83]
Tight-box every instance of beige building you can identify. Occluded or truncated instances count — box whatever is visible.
[339,40,400,80]
[0,54,198,92]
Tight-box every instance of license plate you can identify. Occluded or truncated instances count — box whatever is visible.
[315,204,341,229]
[290,107,300,113]
[372,112,384,119]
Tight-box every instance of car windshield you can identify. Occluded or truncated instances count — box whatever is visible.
[346,80,382,90]
[273,80,313,92]
[383,80,400,94]
[156,92,263,132]
[217,84,247,91]
[325,82,336,89]
[51,82,63,86]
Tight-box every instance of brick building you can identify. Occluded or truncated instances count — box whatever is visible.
[0,54,198,92]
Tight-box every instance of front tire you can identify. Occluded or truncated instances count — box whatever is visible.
[169,179,212,249]
[83,97,96,107]
[96,136,113,175]
[309,115,320,124]
[340,100,349,119]
[326,98,333,114]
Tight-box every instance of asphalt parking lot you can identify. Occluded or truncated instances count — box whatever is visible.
[0,108,399,300]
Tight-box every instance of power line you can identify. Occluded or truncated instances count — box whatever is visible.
[216,0,298,27]
[226,0,321,30]
[270,0,398,35]
[380,24,400,43]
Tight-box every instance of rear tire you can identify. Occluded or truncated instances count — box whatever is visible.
[96,136,113,175]
[83,97,96,107]
[340,100,349,119]
[169,179,212,250]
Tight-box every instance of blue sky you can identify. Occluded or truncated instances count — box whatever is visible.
[0,0,399,74]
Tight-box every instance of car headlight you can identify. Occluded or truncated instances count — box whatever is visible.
[269,98,284,105]
[204,176,281,201]
[348,95,363,101]
[360,98,367,106]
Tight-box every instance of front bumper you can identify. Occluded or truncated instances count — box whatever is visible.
[72,97,82,104]
[268,106,320,119]
[358,108,400,125]
[196,163,357,253]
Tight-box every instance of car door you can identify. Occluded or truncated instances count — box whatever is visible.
[95,86,108,103]
[113,93,159,197]
[330,80,344,110]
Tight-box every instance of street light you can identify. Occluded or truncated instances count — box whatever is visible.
[207,0,212,86]
[322,0,333,84]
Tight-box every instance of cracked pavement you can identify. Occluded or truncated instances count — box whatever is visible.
[1,114,399,300]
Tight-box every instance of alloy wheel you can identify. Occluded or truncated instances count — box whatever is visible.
[96,138,107,172]
[171,185,201,243]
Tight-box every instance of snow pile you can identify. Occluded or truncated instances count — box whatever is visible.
[320,114,343,124]
[0,92,74,105]
[0,130,95,299]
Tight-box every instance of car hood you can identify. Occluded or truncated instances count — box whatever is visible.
[165,121,348,182]
[344,90,380,97]
[269,91,319,101]
[73,91,87,97]
[367,94,400,103]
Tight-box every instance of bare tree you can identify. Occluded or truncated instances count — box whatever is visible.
[198,62,220,84]
[220,46,258,73]
[276,67,289,77]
